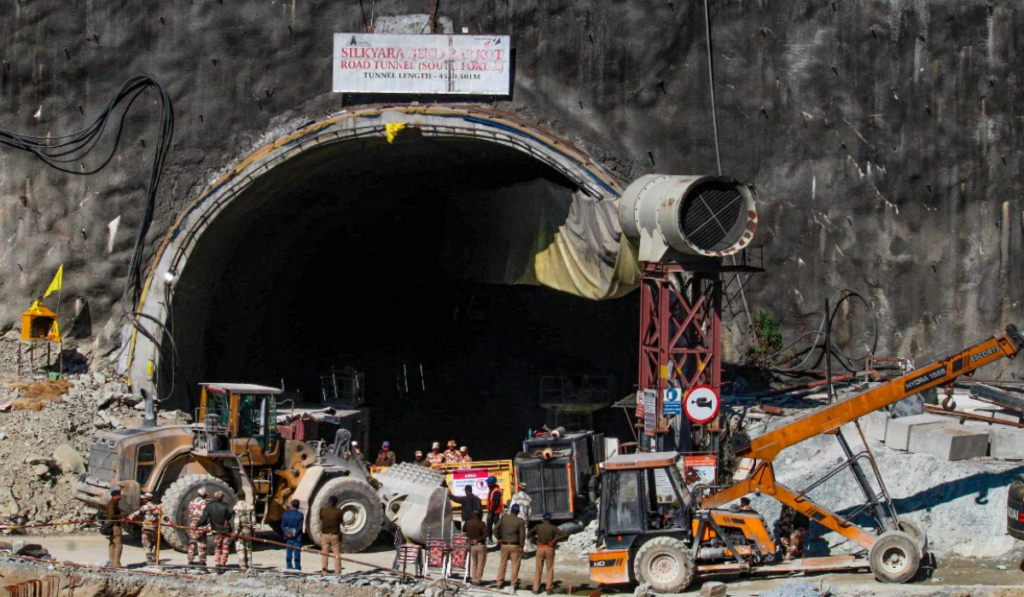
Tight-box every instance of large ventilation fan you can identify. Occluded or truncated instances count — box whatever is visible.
[618,175,757,263]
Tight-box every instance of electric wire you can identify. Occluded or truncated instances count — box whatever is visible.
[0,76,177,399]
[772,289,878,374]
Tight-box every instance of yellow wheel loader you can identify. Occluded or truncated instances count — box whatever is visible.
[74,383,450,553]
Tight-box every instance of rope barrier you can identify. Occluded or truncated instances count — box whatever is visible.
[0,517,510,594]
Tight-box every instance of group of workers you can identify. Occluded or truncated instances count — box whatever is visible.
[450,476,566,594]
[359,439,474,468]
[103,487,255,569]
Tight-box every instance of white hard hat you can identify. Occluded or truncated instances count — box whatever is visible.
[197,488,208,497]
[352,441,359,446]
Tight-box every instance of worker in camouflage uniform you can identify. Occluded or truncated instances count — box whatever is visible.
[187,487,210,565]
[511,482,533,550]
[199,490,234,569]
[443,440,461,463]
[128,492,163,565]
[458,445,473,463]
[426,442,445,466]
[778,505,809,560]
[233,492,256,569]
[374,440,397,467]
[413,450,431,467]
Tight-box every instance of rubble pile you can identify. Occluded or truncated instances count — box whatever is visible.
[0,350,189,533]
[743,418,1024,558]
[562,519,598,554]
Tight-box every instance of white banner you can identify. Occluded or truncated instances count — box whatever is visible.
[333,33,511,95]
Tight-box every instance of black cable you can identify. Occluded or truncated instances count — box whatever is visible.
[0,76,176,399]
[772,289,878,374]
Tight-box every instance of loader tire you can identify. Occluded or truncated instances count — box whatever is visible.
[869,531,920,584]
[159,474,237,553]
[308,477,383,553]
[633,537,696,593]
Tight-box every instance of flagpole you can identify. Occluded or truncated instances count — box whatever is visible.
[57,283,63,376]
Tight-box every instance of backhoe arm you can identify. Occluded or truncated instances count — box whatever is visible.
[736,325,1024,463]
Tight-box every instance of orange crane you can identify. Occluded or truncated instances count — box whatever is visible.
[701,324,1024,576]
[588,325,1024,592]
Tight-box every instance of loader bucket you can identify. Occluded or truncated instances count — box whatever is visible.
[374,463,453,544]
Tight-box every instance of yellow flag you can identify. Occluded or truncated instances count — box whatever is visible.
[385,123,406,143]
[43,265,63,298]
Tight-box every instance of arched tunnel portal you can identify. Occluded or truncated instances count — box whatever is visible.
[127,106,641,460]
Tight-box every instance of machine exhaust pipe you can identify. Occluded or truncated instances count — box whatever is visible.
[141,389,157,428]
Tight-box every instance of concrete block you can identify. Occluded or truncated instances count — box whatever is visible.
[862,410,890,443]
[989,426,1024,460]
[908,422,990,461]
[885,414,946,450]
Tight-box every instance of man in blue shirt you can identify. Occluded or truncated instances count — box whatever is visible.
[281,499,305,570]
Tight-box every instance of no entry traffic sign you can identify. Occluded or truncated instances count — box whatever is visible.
[684,385,720,424]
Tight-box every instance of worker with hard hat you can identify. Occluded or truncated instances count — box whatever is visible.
[486,475,503,546]
[375,441,396,467]
[187,487,211,566]
[443,440,461,463]
[233,491,256,569]
[495,503,526,590]
[127,492,163,566]
[426,442,445,466]
[458,445,473,463]
[413,450,431,467]
[529,512,568,594]
[352,441,365,461]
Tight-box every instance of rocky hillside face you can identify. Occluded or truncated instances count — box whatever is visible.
[0,1,1021,377]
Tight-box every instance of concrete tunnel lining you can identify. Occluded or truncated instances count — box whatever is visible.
[125,105,632,424]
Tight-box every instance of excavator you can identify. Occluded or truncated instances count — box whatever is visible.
[589,325,1024,592]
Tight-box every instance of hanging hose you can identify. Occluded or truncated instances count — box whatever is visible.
[771,288,879,374]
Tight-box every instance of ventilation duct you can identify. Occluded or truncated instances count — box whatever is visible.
[618,175,757,263]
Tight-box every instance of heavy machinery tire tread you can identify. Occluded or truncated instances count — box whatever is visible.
[159,474,237,553]
[633,537,696,593]
[308,477,383,553]
[869,530,921,584]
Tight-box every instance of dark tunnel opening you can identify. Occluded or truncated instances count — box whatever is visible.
[166,136,639,461]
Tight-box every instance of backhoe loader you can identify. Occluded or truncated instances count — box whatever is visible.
[590,325,1024,592]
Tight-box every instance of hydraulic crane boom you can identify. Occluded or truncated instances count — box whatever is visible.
[702,324,1024,549]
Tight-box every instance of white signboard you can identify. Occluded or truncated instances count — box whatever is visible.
[333,33,511,95]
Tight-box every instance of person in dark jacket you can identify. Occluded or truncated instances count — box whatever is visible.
[449,485,483,526]
[464,509,488,585]
[320,495,343,574]
[198,491,234,569]
[281,499,305,570]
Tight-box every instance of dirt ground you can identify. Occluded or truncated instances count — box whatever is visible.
[20,531,1024,596]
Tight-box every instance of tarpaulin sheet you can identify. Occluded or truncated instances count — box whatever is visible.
[440,179,639,300]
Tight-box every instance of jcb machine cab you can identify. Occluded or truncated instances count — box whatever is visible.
[589,452,777,593]
[74,383,390,553]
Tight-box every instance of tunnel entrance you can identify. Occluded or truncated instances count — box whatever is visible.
[131,107,639,460]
